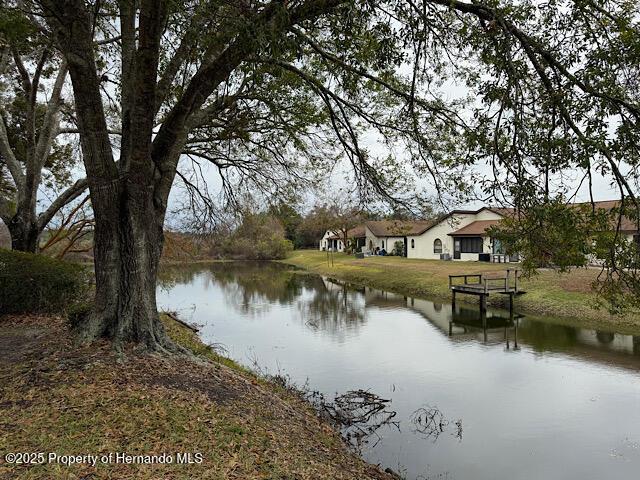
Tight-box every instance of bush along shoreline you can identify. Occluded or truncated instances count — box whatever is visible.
[0,249,90,314]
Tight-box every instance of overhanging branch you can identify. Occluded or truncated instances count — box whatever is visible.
[37,178,89,231]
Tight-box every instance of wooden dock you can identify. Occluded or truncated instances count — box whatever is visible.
[449,269,524,312]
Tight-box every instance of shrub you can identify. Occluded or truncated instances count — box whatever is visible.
[221,213,294,260]
[0,249,90,314]
[392,240,404,256]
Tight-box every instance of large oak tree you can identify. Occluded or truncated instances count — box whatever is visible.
[30,0,464,350]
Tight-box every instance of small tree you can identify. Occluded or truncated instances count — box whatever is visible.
[267,200,303,248]
[39,195,94,260]
[296,205,336,249]
[391,240,404,256]
[321,192,364,254]
[222,211,293,260]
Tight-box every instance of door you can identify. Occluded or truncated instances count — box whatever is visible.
[454,238,461,259]
[403,236,408,257]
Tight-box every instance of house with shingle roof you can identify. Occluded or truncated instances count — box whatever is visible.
[364,220,435,256]
[320,200,639,261]
[319,225,367,252]
[319,229,343,251]
[405,207,512,261]
[407,201,638,262]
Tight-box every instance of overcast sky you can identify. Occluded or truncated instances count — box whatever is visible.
[19,51,626,226]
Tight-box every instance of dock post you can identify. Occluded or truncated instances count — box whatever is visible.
[509,292,514,315]
[452,290,456,310]
[481,310,487,343]
[480,294,487,312]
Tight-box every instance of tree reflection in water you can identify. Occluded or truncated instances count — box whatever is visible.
[300,278,366,337]
[160,263,368,336]
[159,263,640,374]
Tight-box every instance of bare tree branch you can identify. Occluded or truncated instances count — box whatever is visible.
[37,178,88,231]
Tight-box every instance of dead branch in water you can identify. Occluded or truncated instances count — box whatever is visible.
[411,405,463,442]
[308,389,399,450]
[163,311,200,332]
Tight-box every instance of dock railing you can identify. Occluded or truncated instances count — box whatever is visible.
[448,274,483,289]
[449,269,521,294]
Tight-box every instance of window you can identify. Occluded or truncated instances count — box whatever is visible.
[460,237,483,253]
[434,238,442,254]
[411,239,415,249]
[382,240,385,249]
[492,238,505,254]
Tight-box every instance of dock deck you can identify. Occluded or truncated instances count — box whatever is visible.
[449,269,524,311]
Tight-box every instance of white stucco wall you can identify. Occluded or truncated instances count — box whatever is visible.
[407,210,508,261]
[364,227,405,254]
[475,209,504,221]
[407,213,475,260]
[384,237,405,253]
[364,226,378,252]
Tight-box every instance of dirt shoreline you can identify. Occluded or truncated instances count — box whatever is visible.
[0,314,394,480]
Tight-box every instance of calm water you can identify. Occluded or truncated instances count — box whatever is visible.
[157,262,640,480]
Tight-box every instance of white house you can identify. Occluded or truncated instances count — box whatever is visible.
[407,207,513,261]
[319,201,639,262]
[364,220,434,256]
[319,230,344,251]
[319,225,366,252]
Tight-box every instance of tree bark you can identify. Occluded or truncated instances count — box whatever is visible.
[7,211,39,252]
[7,173,40,252]
[78,178,175,351]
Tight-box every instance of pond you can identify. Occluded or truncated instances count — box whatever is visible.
[157,262,640,480]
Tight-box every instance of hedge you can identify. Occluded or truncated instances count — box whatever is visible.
[0,249,90,314]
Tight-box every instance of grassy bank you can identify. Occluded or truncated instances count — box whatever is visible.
[281,250,640,334]
[0,314,392,480]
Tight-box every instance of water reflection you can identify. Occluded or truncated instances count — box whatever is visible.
[300,278,366,335]
[365,289,640,371]
[159,262,640,370]
[157,262,640,480]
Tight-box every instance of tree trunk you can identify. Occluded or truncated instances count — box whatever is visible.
[7,208,40,253]
[76,180,176,352]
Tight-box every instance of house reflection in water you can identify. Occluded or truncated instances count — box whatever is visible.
[449,304,523,350]
[352,281,640,372]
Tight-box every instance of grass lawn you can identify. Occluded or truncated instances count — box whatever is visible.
[0,314,392,480]
[281,250,640,334]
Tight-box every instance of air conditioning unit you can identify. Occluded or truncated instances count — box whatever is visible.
[440,253,451,261]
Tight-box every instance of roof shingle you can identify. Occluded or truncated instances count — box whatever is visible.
[448,220,501,236]
[365,220,435,237]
